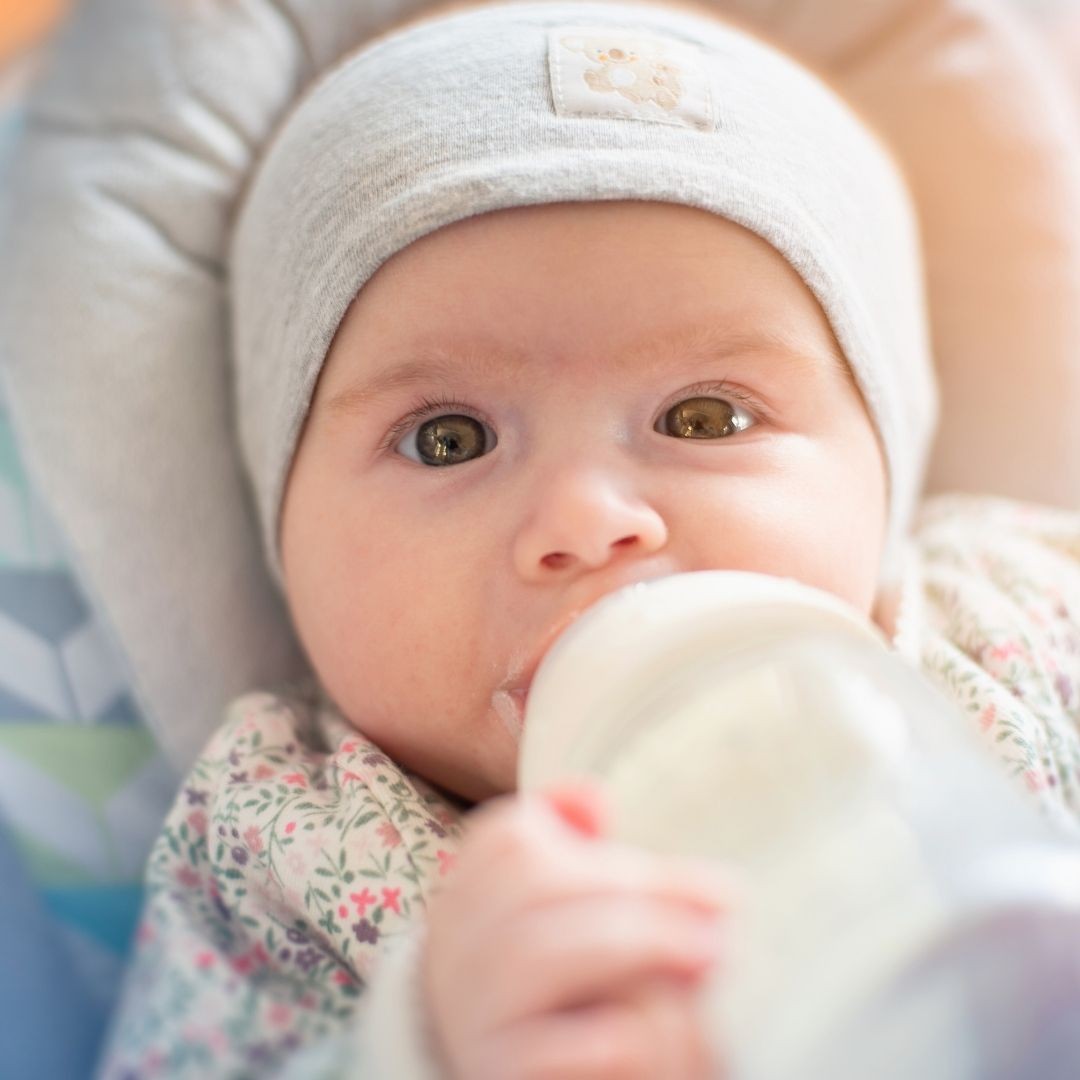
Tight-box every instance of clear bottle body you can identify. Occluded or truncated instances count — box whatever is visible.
[518,571,1080,1079]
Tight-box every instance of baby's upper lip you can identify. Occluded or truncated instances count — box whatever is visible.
[504,566,676,695]
[504,609,588,696]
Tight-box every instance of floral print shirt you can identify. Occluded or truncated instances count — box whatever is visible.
[97,493,1080,1078]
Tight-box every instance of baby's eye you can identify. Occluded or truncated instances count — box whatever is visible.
[657,395,755,439]
[396,413,497,466]
[388,386,757,467]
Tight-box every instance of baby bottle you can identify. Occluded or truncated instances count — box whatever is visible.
[517,571,1080,1080]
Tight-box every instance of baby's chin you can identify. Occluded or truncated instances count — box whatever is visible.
[412,699,523,805]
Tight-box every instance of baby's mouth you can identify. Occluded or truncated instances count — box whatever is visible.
[491,686,529,740]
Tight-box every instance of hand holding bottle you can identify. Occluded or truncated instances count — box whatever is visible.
[422,782,740,1080]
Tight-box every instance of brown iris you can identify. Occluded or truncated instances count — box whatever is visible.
[663,396,741,439]
[417,415,486,466]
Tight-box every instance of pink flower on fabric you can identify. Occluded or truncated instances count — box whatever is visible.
[268,1002,293,1028]
[436,850,457,877]
[381,887,401,914]
[176,865,201,889]
[340,741,358,755]
[350,888,376,917]
[333,969,355,986]
[187,810,208,835]
[978,704,997,732]
[195,951,216,969]
[989,641,1024,663]
[253,763,275,781]
[143,1049,166,1073]
[282,773,307,787]
[1055,672,1072,706]
[1024,769,1047,792]
[244,825,264,854]
[229,945,268,976]
[284,821,296,834]
[376,821,402,848]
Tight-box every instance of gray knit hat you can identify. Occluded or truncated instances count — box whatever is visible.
[231,0,938,591]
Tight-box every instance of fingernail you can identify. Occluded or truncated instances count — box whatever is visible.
[542,780,608,838]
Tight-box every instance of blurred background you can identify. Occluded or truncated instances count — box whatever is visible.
[0,0,65,65]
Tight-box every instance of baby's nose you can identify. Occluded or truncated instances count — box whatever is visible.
[512,468,668,579]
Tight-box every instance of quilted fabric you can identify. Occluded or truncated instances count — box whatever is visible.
[0,75,177,1078]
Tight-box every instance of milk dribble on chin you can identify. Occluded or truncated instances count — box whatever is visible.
[491,686,528,739]
[518,570,1080,1080]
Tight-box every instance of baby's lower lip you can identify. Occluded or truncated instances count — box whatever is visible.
[492,687,529,739]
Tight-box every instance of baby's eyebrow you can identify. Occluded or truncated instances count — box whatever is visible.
[324,322,846,418]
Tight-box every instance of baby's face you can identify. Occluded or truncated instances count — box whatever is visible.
[280,201,888,802]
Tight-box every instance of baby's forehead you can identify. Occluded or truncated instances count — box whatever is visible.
[329,199,851,373]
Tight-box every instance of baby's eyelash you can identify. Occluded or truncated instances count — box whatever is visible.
[675,380,766,418]
[377,380,767,454]
[377,394,486,454]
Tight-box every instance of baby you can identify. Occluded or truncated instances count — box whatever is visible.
[98,1,1080,1077]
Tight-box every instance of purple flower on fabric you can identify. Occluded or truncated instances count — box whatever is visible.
[363,753,389,767]
[353,919,379,945]
[231,846,249,865]
[184,786,208,806]
[279,948,291,961]
[229,749,242,767]
[246,1042,272,1065]
[295,947,322,972]
[1055,672,1072,706]
[286,928,309,944]
[425,818,447,838]
[229,772,249,784]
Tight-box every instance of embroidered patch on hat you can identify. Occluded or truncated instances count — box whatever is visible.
[548,26,714,131]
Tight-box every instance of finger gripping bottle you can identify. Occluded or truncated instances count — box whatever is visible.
[518,570,1080,1080]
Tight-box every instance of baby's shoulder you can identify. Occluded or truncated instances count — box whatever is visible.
[190,677,467,838]
[128,680,466,1040]
[912,492,1080,605]
[908,494,1080,830]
